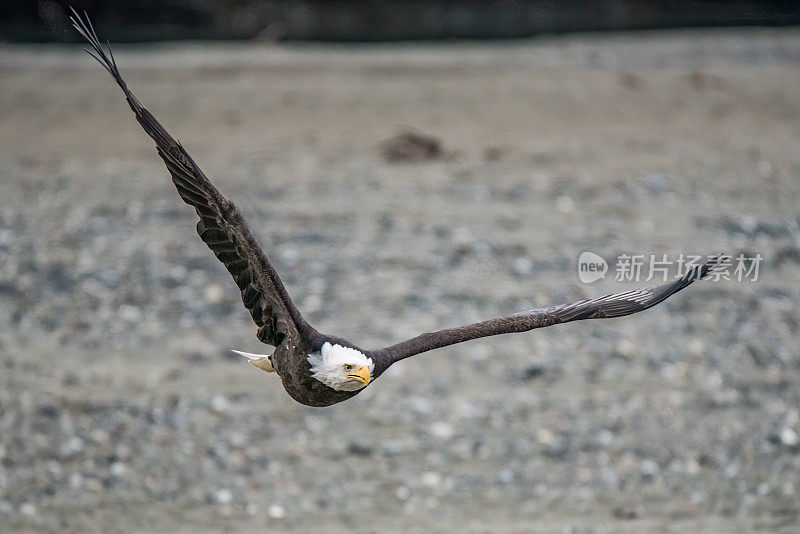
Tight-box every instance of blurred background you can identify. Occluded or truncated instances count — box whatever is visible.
[3,0,800,41]
[1,1,799,533]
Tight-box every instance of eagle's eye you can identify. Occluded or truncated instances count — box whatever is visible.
[343,364,354,371]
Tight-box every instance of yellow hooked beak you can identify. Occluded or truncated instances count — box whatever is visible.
[347,365,371,385]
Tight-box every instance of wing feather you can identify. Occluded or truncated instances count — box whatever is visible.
[71,10,313,347]
[371,256,727,373]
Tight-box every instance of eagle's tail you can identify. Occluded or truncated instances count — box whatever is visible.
[231,350,276,373]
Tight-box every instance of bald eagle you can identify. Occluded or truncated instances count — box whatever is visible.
[71,11,724,407]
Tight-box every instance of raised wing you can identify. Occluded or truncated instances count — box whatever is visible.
[371,256,725,373]
[71,10,313,347]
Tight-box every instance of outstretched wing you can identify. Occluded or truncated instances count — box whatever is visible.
[370,256,726,373]
[71,10,313,347]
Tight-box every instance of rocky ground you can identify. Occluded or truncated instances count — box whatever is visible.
[1,28,800,533]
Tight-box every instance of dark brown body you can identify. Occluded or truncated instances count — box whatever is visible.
[271,333,373,407]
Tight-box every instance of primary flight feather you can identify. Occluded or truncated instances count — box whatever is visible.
[71,10,725,407]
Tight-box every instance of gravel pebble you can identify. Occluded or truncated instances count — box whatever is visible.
[2,29,799,533]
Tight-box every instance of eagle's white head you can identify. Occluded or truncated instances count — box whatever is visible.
[308,342,374,391]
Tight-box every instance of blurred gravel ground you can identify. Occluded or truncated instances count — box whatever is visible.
[1,28,799,533]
